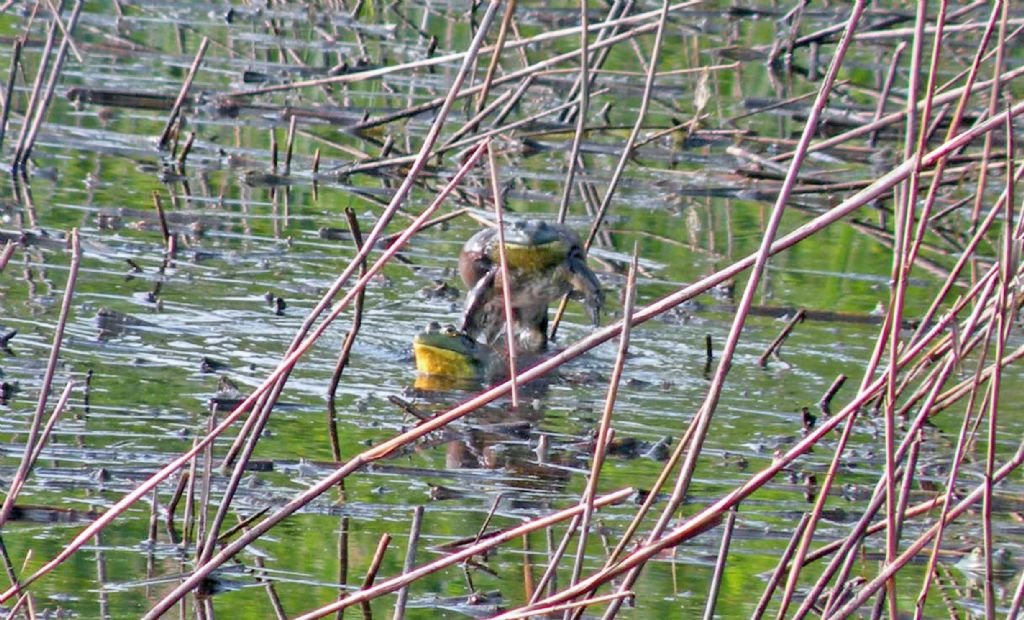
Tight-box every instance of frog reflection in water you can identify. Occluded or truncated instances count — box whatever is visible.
[413,220,604,382]
[955,546,1015,577]
[951,546,1019,607]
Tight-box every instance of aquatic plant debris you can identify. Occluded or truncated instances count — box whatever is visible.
[0,2,1023,619]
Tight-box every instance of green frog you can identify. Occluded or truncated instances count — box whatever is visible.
[413,322,489,379]
[412,220,603,380]
[459,219,602,352]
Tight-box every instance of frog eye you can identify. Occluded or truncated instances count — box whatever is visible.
[443,325,459,337]
[426,321,442,333]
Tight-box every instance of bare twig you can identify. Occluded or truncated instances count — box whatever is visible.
[0,38,22,152]
[757,308,805,367]
[487,141,520,409]
[0,230,81,526]
[392,506,424,620]
[702,505,737,620]
[8,98,1024,609]
[157,37,210,150]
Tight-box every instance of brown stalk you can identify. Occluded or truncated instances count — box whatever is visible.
[549,0,673,341]
[912,351,992,615]
[386,396,430,423]
[251,551,287,618]
[378,208,470,247]
[487,141,519,409]
[472,494,506,546]
[283,114,297,175]
[195,414,215,559]
[362,534,391,590]
[929,344,1024,414]
[829,442,1024,618]
[876,2,937,612]
[505,592,634,620]
[886,425,925,617]
[9,100,1023,608]
[776,404,863,620]
[339,87,607,176]
[358,534,391,619]
[757,308,805,367]
[439,86,516,149]
[979,107,1015,619]
[41,0,81,63]
[151,191,171,247]
[850,14,1021,43]
[796,272,1003,619]
[185,433,218,540]
[10,17,58,169]
[819,374,846,415]
[292,489,635,620]
[157,37,210,150]
[326,208,366,463]
[175,131,195,169]
[768,63,1024,164]
[556,0,590,224]
[1007,569,1024,620]
[800,493,947,575]
[269,127,278,172]
[219,1,502,476]
[600,5,867,617]
[488,74,535,129]
[529,512,582,605]
[908,159,1024,348]
[903,0,986,275]
[25,380,73,466]
[5,591,31,619]
[752,512,810,619]
[473,0,515,123]
[216,507,270,545]
[868,42,906,147]
[701,505,737,620]
[0,536,21,600]
[498,268,1004,619]
[0,241,14,274]
[392,506,424,620]
[346,17,669,134]
[15,0,84,169]
[560,0,630,125]
[0,38,23,152]
[142,140,495,616]
[232,2,691,98]
[336,517,348,620]
[0,230,80,526]
[146,489,158,546]
[567,244,638,595]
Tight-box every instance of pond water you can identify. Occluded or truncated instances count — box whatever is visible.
[1,1,1023,618]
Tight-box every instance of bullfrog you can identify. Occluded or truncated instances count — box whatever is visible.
[412,220,603,382]
[955,546,1015,577]
[413,321,490,380]
[458,220,603,353]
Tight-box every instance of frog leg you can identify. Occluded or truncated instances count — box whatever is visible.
[566,253,604,326]
[459,266,498,339]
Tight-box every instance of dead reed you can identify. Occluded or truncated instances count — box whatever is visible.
[1,2,1024,619]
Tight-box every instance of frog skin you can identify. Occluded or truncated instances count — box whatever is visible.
[458,219,602,353]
